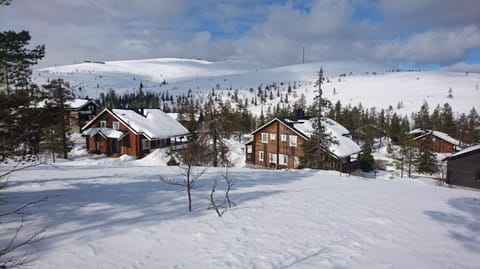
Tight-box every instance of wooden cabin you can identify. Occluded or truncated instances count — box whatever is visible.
[246,117,361,172]
[81,108,189,158]
[443,145,480,188]
[66,99,100,133]
[410,129,461,153]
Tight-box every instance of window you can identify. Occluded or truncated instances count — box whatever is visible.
[142,139,150,150]
[258,151,264,161]
[432,137,436,142]
[294,156,300,168]
[269,153,277,164]
[289,135,297,147]
[270,133,276,141]
[281,134,287,142]
[112,121,120,130]
[261,133,268,143]
[88,105,95,111]
[279,154,288,165]
[100,120,107,128]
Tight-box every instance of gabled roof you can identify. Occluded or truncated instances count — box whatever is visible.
[250,117,361,158]
[82,108,190,140]
[286,118,361,158]
[66,99,99,110]
[83,127,127,139]
[411,129,461,146]
[443,144,480,161]
[249,117,308,139]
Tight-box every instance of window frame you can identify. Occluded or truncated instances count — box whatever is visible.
[270,133,276,141]
[281,134,287,142]
[142,139,150,150]
[269,153,277,164]
[261,133,268,143]
[279,154,288,165]
[100,120,107,128]
[294,156,300,168]
[289,135,297,147]
[112,121,120,130]
[258,150,264,162]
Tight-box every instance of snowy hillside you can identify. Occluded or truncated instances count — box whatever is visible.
[34,58,480,116]
[4,159,480,268]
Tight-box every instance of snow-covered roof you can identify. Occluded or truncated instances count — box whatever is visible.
[34,98,96,109]
[112,109,190,140]
[411,129,461,146]
[445,144,480,160]
[82,128,126,139]
[66,99,89,109]
[285,118,361,158]
[431,131,460,146]
[408,128,424,135]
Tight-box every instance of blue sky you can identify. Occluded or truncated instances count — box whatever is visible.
[1,0,480,70]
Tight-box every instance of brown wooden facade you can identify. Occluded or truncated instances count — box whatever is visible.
[82,109,173,158]
[412,132,459,153]
[246,118,359,172]
[246,119,306,169]
[444,146,480,188]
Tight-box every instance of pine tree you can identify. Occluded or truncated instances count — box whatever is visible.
[0,31,45,94]
[415,137,438,175]
[42,79,73,160]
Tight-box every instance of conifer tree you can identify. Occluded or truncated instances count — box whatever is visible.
[302,68,336,169]
[0,30,45,94]
[415,137,438,174]
[42,79,73,160]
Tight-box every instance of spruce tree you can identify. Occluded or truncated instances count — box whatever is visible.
[415,137,438,175]
[302,68,336,169]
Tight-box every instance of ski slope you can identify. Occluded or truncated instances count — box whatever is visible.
[34,58,480,116]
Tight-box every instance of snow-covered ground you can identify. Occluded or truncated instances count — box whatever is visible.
[2,151,479,268]
[33,58,480,116]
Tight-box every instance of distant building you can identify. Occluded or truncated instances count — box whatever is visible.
[409,129,461,153]
[443,145,480,188]
[66,99,100,133]
[245,117,361,172]
[81,108,190,158]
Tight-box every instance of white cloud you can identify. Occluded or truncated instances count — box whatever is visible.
[1,0,479,68]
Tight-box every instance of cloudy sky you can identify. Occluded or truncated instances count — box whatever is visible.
[2,0,480,70]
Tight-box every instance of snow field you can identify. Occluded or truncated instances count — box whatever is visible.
[2,163,479,268]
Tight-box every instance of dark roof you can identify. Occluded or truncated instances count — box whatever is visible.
[442,144,480,161]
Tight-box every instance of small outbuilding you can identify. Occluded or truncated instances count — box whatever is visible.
[443,145,480,188]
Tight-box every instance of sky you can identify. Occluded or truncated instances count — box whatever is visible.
[1,0,480,70]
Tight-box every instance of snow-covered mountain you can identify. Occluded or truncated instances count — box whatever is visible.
[34,58,480,115]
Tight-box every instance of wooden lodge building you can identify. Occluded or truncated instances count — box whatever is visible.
[81,108,190,158]
[409,129,461,153]
[245,117,361,172]
[443,144,480,188]
[66,99,100,133]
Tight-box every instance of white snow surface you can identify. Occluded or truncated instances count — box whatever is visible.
[111,108,190,139]
[3,160,479,269]
[33,58,480,117]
